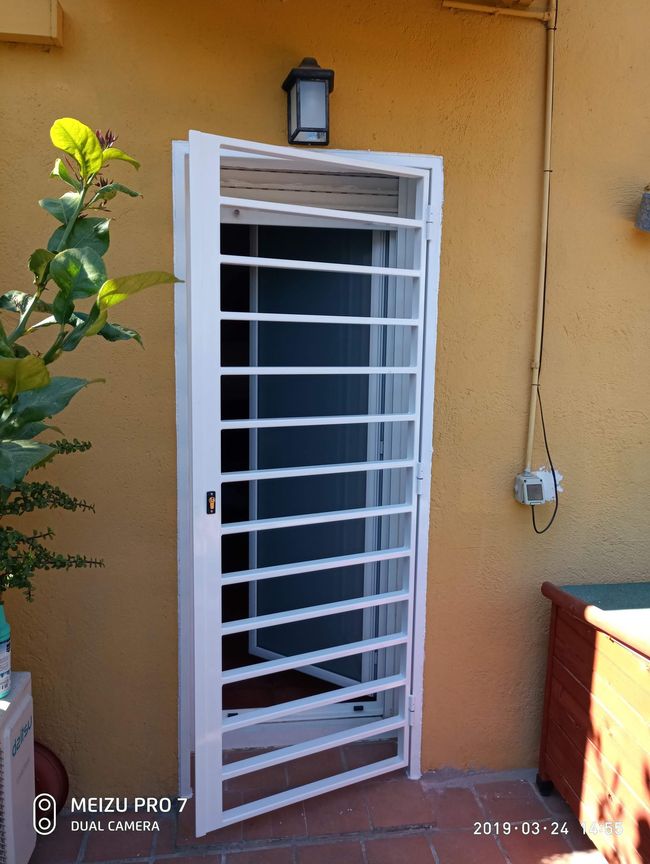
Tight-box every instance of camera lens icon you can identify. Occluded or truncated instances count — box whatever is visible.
[33,793,56,835]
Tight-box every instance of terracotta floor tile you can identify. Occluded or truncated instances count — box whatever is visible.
[475,779,550,822]
[563,818,600,853]
[424,786,484,829]
[498,825,573,862]
[538,788,576,819]
[242,802,307,841]
[83,815,155,861]
[286,748,345,787]
[303,784,371,835]
[153,814,176,854]
[155,857,221,864]
[431,831,505,864]
[365,834,435,864]
[365,776,433,829]
[29,816,83,864]
[225,847,295,864]
[224,748,270,763]
[225,760,288,796]
[342,741,397,770]
[297,840,365,863]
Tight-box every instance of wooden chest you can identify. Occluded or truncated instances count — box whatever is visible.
[538,582,650,864]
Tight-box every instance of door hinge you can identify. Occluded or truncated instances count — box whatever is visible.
[425,206,437,242]
[416,462,425,496]
[407,693,416,725]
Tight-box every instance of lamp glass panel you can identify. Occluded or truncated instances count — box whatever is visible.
[295,129,327,144]
[289,85,298,139]
[298,79,328,130]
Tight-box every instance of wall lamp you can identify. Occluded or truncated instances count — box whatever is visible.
[635,186,650,232]
[282,57,334,145]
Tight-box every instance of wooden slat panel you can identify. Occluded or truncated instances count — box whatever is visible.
[548,673,649,808]
[552,657,648,757]
[545,720,648,864]
[542,603,650,864]
[554,611,650,719]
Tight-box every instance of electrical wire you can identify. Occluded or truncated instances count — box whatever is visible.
[531,0,560,535]
[532,389,559,534]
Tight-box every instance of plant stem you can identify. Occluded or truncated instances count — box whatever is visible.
[56,181,89,252]
[7,287,44,345]
[8,179,91,348]
[42,332,66,365]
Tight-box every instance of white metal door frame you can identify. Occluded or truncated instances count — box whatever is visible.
[173,135,443,829]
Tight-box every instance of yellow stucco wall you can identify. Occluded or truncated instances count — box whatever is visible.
[0,0,649,796]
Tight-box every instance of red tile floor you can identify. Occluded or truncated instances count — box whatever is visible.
[29,765,607,864]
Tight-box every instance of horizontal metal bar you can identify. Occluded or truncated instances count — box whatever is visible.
[222,458,414,483]
[223,674,406,732]
[220,311,420,327]
[222,589,409,635]
[222,632,407,684]
[220,253,420,278]
[222,546,411,586]
[442,0,550,20]
[221,195,424,230]
[220,413,416,430]
[222,715,404,781]
[220,366,417,376]
[216,135,429,178]
[221,756,406,826]
[221,502,413,535]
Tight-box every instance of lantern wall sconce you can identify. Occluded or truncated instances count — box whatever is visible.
[281,57,334,145]
[635,185,650,232]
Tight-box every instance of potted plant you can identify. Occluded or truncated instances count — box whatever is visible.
[0,118,176,801]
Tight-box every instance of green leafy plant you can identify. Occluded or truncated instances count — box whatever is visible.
[0,118,177,598]
[0,440,103,600]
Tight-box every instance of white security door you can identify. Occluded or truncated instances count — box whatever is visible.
[174,133,443,836]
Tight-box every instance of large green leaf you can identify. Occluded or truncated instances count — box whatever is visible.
[97,271,178,310]
[101,147,140,170]
[0,356,50,399]
[50,248,107,299]
[47,217,110,256]
[26,315,57,334]
[5,421,57,440]
[51,157,81,190]
[39,192,81,224]
[60,305,104,352]
[0,291,52,316]
[0,440,55,488]
[98,320,142,346]
[93,182,140,202]
[50,118,104,180]
[67,311,143,346]
[12,376,92,423]
[52,292,74,326]
[28,249,55,285]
